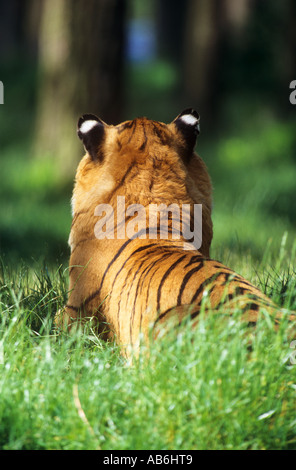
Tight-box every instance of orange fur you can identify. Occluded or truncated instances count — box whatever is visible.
[56,111,294,352]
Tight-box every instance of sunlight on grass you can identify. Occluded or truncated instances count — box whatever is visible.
[0,260,295,450]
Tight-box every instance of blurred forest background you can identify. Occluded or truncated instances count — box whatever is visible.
[0,0,296,267]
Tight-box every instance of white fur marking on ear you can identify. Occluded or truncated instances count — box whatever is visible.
[79,120,99,134]
[180,114,198,126]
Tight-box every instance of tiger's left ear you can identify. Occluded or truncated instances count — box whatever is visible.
[77,113,106,160]
[173,108,200,157]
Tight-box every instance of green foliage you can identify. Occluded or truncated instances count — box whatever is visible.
[0,58,37,150]
[0,144,71,262]
[125,60,179,122]
[196,116,296,260]
[1,0,295,450]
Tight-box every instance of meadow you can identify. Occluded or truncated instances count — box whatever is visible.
[0,257,296,450]
[1,61,296,450]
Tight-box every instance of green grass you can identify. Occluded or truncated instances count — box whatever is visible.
[1,60,296,448]
[0,255,295,450]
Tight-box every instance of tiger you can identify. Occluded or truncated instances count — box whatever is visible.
[55,109,295,352]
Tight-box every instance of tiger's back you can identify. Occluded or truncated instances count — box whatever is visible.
[57,110,295,351]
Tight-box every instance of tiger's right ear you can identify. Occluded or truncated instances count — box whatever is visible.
[77,114,105,160]
[172,108,200,159]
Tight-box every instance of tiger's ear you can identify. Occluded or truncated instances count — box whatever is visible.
[77,113,106,160]
[173,108,200,158]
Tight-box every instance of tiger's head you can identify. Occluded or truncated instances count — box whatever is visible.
[72,109,213,256]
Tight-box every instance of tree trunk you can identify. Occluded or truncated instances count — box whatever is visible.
[33,0,126,177]
[183,0,253,128]
[183,0,223,126]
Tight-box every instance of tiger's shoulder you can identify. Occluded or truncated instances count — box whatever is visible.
[72,109,213,256]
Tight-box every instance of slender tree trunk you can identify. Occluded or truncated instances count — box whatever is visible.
[286,0,296,92]
[34,0,126,177]
[183,0,252,127]
[183,0,222,124]
[0,0,30,59]
[156,0,188,64]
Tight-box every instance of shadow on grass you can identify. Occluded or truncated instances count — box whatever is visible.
[0,226,69,265]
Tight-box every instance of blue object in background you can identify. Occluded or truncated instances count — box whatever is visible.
[125,19,156,63]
